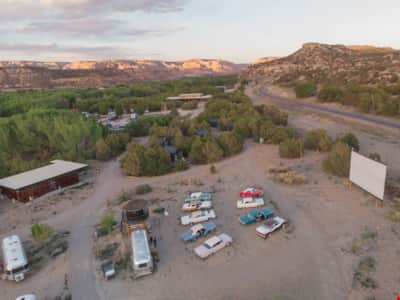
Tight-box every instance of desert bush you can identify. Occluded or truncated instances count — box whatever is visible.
[95,243,118,260]
[210,165,217,174]
[386,211,400,222]
[295,81,317,98]
[382,99,400,116]
[305,129,333,151]
[322,142,351,177]
[30,223,55,245]
[260,125,294,144]
[135,184,152,195]
[336,132,360,151]
[368,152,381,162]
[100,214,115,235]
[272,171,307,185]
[95,138,111,161]
[175,160,190,172]
[353,256,377,289]
[318,85,344,102]
[361,227,378,240]
[279,138,304,159]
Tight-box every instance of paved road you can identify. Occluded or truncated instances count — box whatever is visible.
[256,85,400,130]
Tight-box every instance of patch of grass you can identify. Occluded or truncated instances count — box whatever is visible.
[117,190,130,204]
[387,210,400,222]
[100,213,115,235]
[351,238,361,254]
[115,255,130,271]
[272,171,307,185]
[135,184,152,195]
[95,243,119,260]
[30,223,55,245]
[353,256,377,289]
[361,227,378,241]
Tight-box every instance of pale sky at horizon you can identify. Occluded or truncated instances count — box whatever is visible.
[0,0,399,63]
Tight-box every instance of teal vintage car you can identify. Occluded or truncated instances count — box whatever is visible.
[239,208,274,225]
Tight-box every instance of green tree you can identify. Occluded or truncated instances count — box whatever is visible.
[96,138,111,161]
[295,81,317,98]
[322,142,351,177]
[115,103,124,116]
[279,138,304,158]
[336,132,359,151]
[203,138,224,163]
[217,132,243,157]
[189,137,207,164]
[305,129,332,152]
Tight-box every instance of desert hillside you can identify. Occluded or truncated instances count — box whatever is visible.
[0,59,246,90]
[245,43,400,85]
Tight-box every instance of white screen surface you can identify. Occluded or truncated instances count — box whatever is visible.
[349,151,387,200]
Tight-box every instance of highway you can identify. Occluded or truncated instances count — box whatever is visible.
[257,85,400,130]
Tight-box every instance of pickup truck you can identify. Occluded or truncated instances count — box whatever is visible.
[182,200,212,212]
[180,209,216,226]
[194,233,233,259]
[184,192,212,203]
[256,216,287,239]
[181,221,217,242]
[237,197,264,209]
[239,208,274,225]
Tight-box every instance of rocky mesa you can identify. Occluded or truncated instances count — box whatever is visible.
[244,43,400,85]
[0,59,246,90]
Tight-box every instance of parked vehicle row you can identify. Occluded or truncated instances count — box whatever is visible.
[179,191,233,260]
[237,187,287,239]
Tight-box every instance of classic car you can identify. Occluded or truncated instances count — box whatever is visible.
[239,208,274,225]
[237,197,264,209]
[181,221,217,242]
[180,209,216,226]
[182,200,213,212]
[194,233,233,259]
[239,187,263,198]
[256,216,287,238]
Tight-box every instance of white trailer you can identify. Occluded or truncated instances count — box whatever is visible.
[1,235,29,282]
[131,230,153,278]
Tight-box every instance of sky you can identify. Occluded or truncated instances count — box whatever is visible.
[0,0,399,63]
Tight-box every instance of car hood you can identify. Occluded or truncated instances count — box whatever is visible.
[181,230,193,241]
[239,215,255,224]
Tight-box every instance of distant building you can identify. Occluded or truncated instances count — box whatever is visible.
[166,93,212,102]
[0,160,88,203]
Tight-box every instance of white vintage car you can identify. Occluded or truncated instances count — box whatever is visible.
[184,192,212,203]
[236,197,264,209]
[194,233,233,259]
[180,209,216,226]
[182,200,212,212]
[256,216,287,239]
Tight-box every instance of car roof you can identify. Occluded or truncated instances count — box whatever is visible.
[205,236,221,247]
[191,224,204,232]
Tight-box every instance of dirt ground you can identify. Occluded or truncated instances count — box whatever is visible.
[0,85,400,299]
[92,144,400,300]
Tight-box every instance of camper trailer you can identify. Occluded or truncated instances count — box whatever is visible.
[1,235,29,282]
[131,229,153,278]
